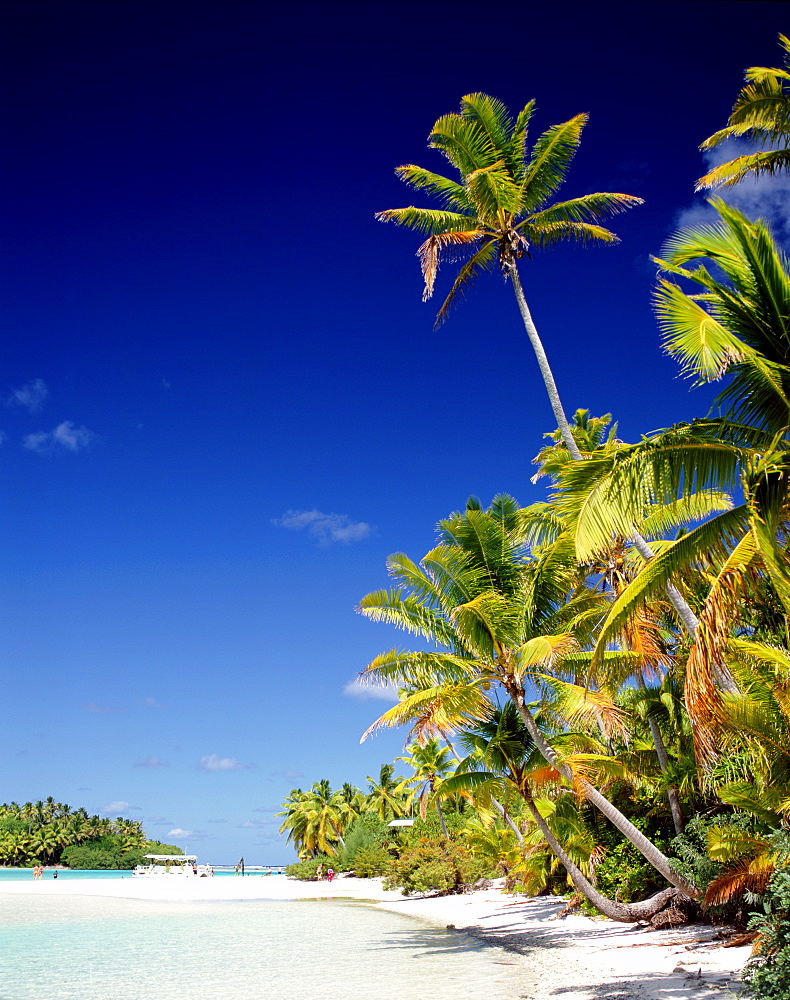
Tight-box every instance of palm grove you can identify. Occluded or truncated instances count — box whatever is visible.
[279,37,790,991]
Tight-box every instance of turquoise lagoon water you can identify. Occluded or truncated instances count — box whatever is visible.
[0,869,265,881]
[0,894,527,999]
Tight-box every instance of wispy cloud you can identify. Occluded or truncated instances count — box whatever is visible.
[269,767,303,782]
[135,756,169,769]
[273,509,373,544]
[24,420,97,454]
[101,800,130,814]
[343,677,400,702]
[84,702,126,714]
[7,378,48,413]
[199,754,249,772]
[167,827,193,837]
[676,141,790,241]
[142,697,164,709]
[147,816,173,826]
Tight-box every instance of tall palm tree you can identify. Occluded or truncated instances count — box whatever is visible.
[377,92,642,459]
[697,34,790,190]
[358,497,699,902]
[378,92,701,646]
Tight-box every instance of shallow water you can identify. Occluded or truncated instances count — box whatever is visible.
[0,895,525,999]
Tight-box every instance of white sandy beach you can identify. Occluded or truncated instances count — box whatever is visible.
[0,874,750,999]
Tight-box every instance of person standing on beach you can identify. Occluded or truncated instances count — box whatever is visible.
[316,864,323,881]
[326,868,334,883]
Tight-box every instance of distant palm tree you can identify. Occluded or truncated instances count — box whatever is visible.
[697,34,790,190]
[396,740,454,836]
[365,764,410,821]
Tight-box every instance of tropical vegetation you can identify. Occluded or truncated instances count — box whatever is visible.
[0,798,181,869]
[278,49,790,996]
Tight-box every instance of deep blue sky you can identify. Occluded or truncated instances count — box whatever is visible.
[2,1,787,863]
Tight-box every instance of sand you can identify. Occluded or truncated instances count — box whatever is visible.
[0,874,750,998]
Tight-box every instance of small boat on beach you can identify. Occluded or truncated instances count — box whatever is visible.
[132,854,214,878]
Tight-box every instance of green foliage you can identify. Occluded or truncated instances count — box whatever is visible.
[383,837,490,896]
[744,835,790,998]
[352,845,395,878]
[284,855,334,880]
[594,840,664,904]
[60,845,118,869]
[338,815,392,870]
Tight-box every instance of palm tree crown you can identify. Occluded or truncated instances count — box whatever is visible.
[377,92,642,459]
[697,34,790,190]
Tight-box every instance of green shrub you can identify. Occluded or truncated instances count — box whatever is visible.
[383,837,487,895]
[593,839,664,904]
[284,855,334,880]
[743,839,790,998]
[351,844,395,878]
[338,815,393,870]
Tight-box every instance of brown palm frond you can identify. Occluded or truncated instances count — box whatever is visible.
[417,230,483,300]
[703,853,775,907]
[686,533,759,766]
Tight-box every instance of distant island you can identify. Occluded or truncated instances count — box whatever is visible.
[0,798,181,869]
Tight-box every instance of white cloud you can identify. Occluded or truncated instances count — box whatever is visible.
[167,828,193,838]
[7,378,48,413]
[101,800,130,814]
[84,702,125,714]
[134,756,169,769]
[24,420,97,454]
[273,508,373,544]
[199,754,248,772]
[343,677,400,702]
[676,140,790,241]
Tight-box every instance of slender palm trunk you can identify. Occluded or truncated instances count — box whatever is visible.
[507,684,700,899]
[522,792,681,922]
[435,800,449,838]
[636,674,685,835]
[509,265,582,460]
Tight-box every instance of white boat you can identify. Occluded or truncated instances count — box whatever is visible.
[132,854,214,877]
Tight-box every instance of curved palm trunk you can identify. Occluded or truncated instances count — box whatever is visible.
[508,685,700,899]
[522,792,681,923]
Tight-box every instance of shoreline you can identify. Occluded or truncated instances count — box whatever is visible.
[0,874,750,998]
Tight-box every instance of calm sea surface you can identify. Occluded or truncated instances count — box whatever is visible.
[0,894,526,999]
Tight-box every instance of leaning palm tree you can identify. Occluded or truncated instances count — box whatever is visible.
[697,34,790,190]
[358,497,700,907]
[378,92,702,648]
[377,92,642,460]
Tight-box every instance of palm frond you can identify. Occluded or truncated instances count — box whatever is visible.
[375,206,476,235]
[520,114,587,212]
[394,164,472,211]
[417,229,483,300]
